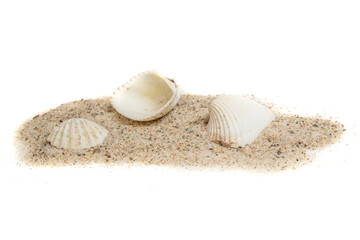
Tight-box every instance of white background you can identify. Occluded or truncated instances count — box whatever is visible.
[0,0,359,239]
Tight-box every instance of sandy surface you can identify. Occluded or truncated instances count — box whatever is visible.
[15,95,345,172]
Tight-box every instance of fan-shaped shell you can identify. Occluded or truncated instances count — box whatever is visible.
[111,70,182,121]
[47,118,108,149]
[206,95,275,148]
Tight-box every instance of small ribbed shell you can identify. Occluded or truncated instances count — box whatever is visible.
[47,118,108,149]
[207,95,275,148]
[111,70,182,121]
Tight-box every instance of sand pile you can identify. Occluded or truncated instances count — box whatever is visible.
[15,95,344,171]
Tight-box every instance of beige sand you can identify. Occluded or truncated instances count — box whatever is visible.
[15,95,344,172]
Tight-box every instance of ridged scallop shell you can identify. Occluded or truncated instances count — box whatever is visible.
[111,70,182,121]
[47,118,108,149]
[207,95,275,148]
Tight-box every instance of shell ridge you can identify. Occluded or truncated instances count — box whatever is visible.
[208,106,218,141]
[208,104,218,142]
[209,100,223,142]
[209,102,224,143]
[87,120,105,144]
[216,97,240,146]
[74,119,82,149]
[68,119,76,149]
[60,120,71,149]
[221,99,243,147]
[77,119,87,148]
[208,104,220,141]
[210,101,230,146]
[47,125,59,144]
[71,119,79,149]
[84,120,99,146]
[214,99,234,146]
[54,124,66,147]
[81,119,94,148]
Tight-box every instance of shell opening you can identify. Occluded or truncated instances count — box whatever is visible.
[124,73,173,112]
[112,71,180,121]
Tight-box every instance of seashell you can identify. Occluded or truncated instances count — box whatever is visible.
[206,95,275,148]
[47,118,108,149]
[111,70,182,121]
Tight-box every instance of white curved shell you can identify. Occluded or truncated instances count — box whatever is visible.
[111,70,182,121]
[47,118,108,149]
[207,95,275,148]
